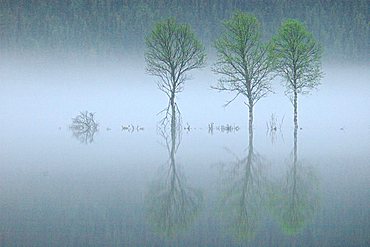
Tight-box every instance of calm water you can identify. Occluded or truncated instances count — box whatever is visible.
[0,59,369,246]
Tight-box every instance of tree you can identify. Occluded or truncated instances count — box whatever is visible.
[272,19,323,129]
[212,11,274,137]
[145,18,206,125]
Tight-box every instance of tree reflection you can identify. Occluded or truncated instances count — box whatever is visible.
[146,112,202,238]
[266,113,284,144]
[269,126,319,235]
[69,111,99,144]
[219,130,266,240]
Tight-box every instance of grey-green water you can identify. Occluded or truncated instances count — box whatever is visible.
[0,60,369,246]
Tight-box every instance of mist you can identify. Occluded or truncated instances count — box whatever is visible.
[1,1,370,246]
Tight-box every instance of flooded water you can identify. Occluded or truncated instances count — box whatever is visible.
[0,58,369,246]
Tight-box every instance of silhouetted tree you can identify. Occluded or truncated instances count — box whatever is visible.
[212,11,274,137]
[145,18,205,125]
[272,19,322,129]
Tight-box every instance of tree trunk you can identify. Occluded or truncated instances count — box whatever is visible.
[293,90,298,129]
[248,103,253,143]
[248,120,254,165]
[170,91,176,128]
[170,90,176,163]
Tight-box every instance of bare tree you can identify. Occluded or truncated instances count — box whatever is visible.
[212,11,274,137]
[145,18,206,125]
[272,19,323,129]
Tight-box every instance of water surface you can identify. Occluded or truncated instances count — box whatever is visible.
[0,60,369,246]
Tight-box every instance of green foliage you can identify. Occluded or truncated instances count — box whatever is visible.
[212,11,274,108]
[272,19,323,96]
[145,18,205,105]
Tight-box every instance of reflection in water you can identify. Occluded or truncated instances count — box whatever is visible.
[146,112,202,238]
[266,113,284,144]
[121,124,144,132]
[270,127,319,235]
[69,111,99,144]
[219,130,266,240]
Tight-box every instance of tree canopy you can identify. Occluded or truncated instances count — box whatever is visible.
[272,19,323,128]
[145,18,205,99]
[213,11,274,108]
[272,19,322,96]
[145,18,205,123]
[212,11,274,134]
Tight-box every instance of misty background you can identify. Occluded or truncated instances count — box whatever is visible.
[0,1,369,246]
[0,0,369,62]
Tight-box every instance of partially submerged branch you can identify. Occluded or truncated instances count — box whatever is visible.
[70,111,99,144]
